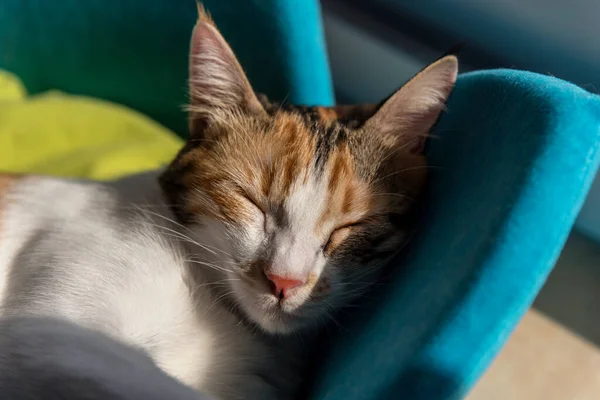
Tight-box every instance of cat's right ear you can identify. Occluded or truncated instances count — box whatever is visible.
[188,6,265,138]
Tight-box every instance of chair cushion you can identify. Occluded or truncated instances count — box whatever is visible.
[309,69,600,399]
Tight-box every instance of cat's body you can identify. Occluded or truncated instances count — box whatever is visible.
[0,172,299,399]
[0,7,458,400]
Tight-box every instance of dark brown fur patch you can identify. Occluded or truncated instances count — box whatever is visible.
[310,275,332,299]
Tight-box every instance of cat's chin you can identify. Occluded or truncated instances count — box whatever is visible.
[254,313,303,335]
[227,286,310,335]
[240,297,312,335]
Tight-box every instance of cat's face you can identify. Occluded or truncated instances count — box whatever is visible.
[160,11,458,334]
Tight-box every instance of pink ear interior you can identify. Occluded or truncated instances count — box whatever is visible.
[187,18,264,137]
[363,55,458,153]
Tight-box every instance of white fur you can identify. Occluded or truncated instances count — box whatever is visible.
[0,172,299,400]
[275,171,330,279]
[184,164,357,335]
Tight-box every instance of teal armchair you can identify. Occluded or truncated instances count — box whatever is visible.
[1,1,599,399]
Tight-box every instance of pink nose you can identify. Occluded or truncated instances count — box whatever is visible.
[266,274,305,299]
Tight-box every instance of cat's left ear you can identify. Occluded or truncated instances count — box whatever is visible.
[362,55,458,153]
[188,7,265,137]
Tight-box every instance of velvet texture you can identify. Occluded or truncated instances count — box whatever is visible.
[309,70,600,399]
[2,1,600,398]
[0,0,334,136]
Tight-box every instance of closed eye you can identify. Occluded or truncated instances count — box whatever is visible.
[322,221,362,254]
[234,185,263,212]
[245,196,264,214]
[241,194,267,231]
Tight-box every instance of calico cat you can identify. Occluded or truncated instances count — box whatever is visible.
[0,8,458,400]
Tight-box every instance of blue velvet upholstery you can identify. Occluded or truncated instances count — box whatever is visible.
[0,0,334,136]
[309,70,600,399]
[2,1,600,399]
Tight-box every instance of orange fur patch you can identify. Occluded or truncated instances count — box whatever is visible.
[315,107,339,122]
[0,173,23,232]
[179,112,317,224]
[175,108,427,242]
[196,2,214,25]
[315,146,373,234]
[323,226,352,256]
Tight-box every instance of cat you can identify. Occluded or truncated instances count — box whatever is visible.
[0,7,458,400]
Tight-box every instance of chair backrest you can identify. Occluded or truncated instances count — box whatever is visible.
[307,70,600,400]
[0,0,334,136]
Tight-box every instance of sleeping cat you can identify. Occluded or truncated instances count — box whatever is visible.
[0,8,458,400]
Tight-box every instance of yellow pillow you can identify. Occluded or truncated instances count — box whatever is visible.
[0,71,183,181]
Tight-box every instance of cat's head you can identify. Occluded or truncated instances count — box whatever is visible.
[160,10,458,334]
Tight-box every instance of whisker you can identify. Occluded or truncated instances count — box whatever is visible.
[320,306,344,332]
[194,278,240,290]
[136,216,233,259]
[134,206,193,233]
[371,193,414,201]
[379,135,427,165]
[207,290,237,312]
[115,203,182,210]
[337,281,389,287]
[150,225,218,256]
[373,165,441,184]
[184,259,233,274]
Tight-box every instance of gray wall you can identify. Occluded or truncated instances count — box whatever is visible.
[323,4,600,241]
